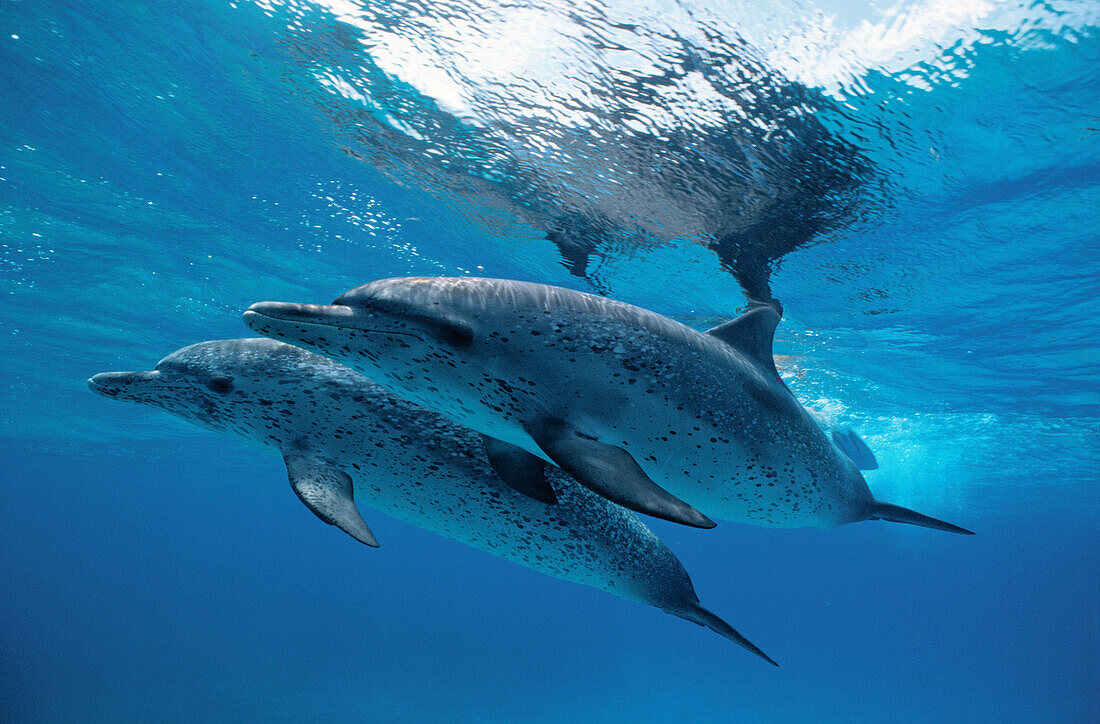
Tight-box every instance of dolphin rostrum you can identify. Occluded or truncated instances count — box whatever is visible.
[244,277,972,536]
[89,337,776,664]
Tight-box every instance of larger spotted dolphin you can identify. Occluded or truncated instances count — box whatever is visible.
[245,277,971,535]
[89,338,776,664]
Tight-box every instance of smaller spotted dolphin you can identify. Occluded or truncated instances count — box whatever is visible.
[89,338,777,664]
[244,277,972,535]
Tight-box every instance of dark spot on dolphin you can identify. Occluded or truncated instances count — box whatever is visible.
[206,376,234,394]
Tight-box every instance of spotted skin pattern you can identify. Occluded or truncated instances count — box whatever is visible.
[246,278,874,530]
[89,338,776,663]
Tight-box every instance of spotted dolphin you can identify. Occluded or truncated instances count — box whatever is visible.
[89,337,776,664]
[244,277,971,535]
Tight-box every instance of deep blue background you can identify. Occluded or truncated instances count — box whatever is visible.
[4,442,1097,720]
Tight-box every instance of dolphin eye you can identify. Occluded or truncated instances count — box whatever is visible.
[206,375,234,394]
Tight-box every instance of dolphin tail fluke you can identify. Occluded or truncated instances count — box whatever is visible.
[868,500,974,535]
[676,603,778,666]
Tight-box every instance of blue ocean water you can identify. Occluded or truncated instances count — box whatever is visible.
[2,0,1098,720]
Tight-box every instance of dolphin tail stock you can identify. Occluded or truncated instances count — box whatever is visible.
[673,602,778,666]
[867,500,975,535]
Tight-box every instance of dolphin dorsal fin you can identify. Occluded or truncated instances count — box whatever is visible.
[705,303,781,378]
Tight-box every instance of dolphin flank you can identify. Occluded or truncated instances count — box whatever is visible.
[89,337,777,664]
[244,277,972,536]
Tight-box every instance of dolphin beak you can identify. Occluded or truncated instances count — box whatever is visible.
[88,370,158,397]
[243,301,356,331]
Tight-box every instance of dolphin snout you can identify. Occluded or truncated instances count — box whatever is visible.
[244,301,355,330]
[88,371,157,397]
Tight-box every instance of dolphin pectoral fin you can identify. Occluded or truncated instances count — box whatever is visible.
[284,452,380,547]
[832,427,879,470]
[867,500,974,535]
[482,435,556,504]
[676,602,778,666]
[529,421,715,529]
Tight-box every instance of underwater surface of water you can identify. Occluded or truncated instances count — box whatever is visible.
[2,0,1098,721]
